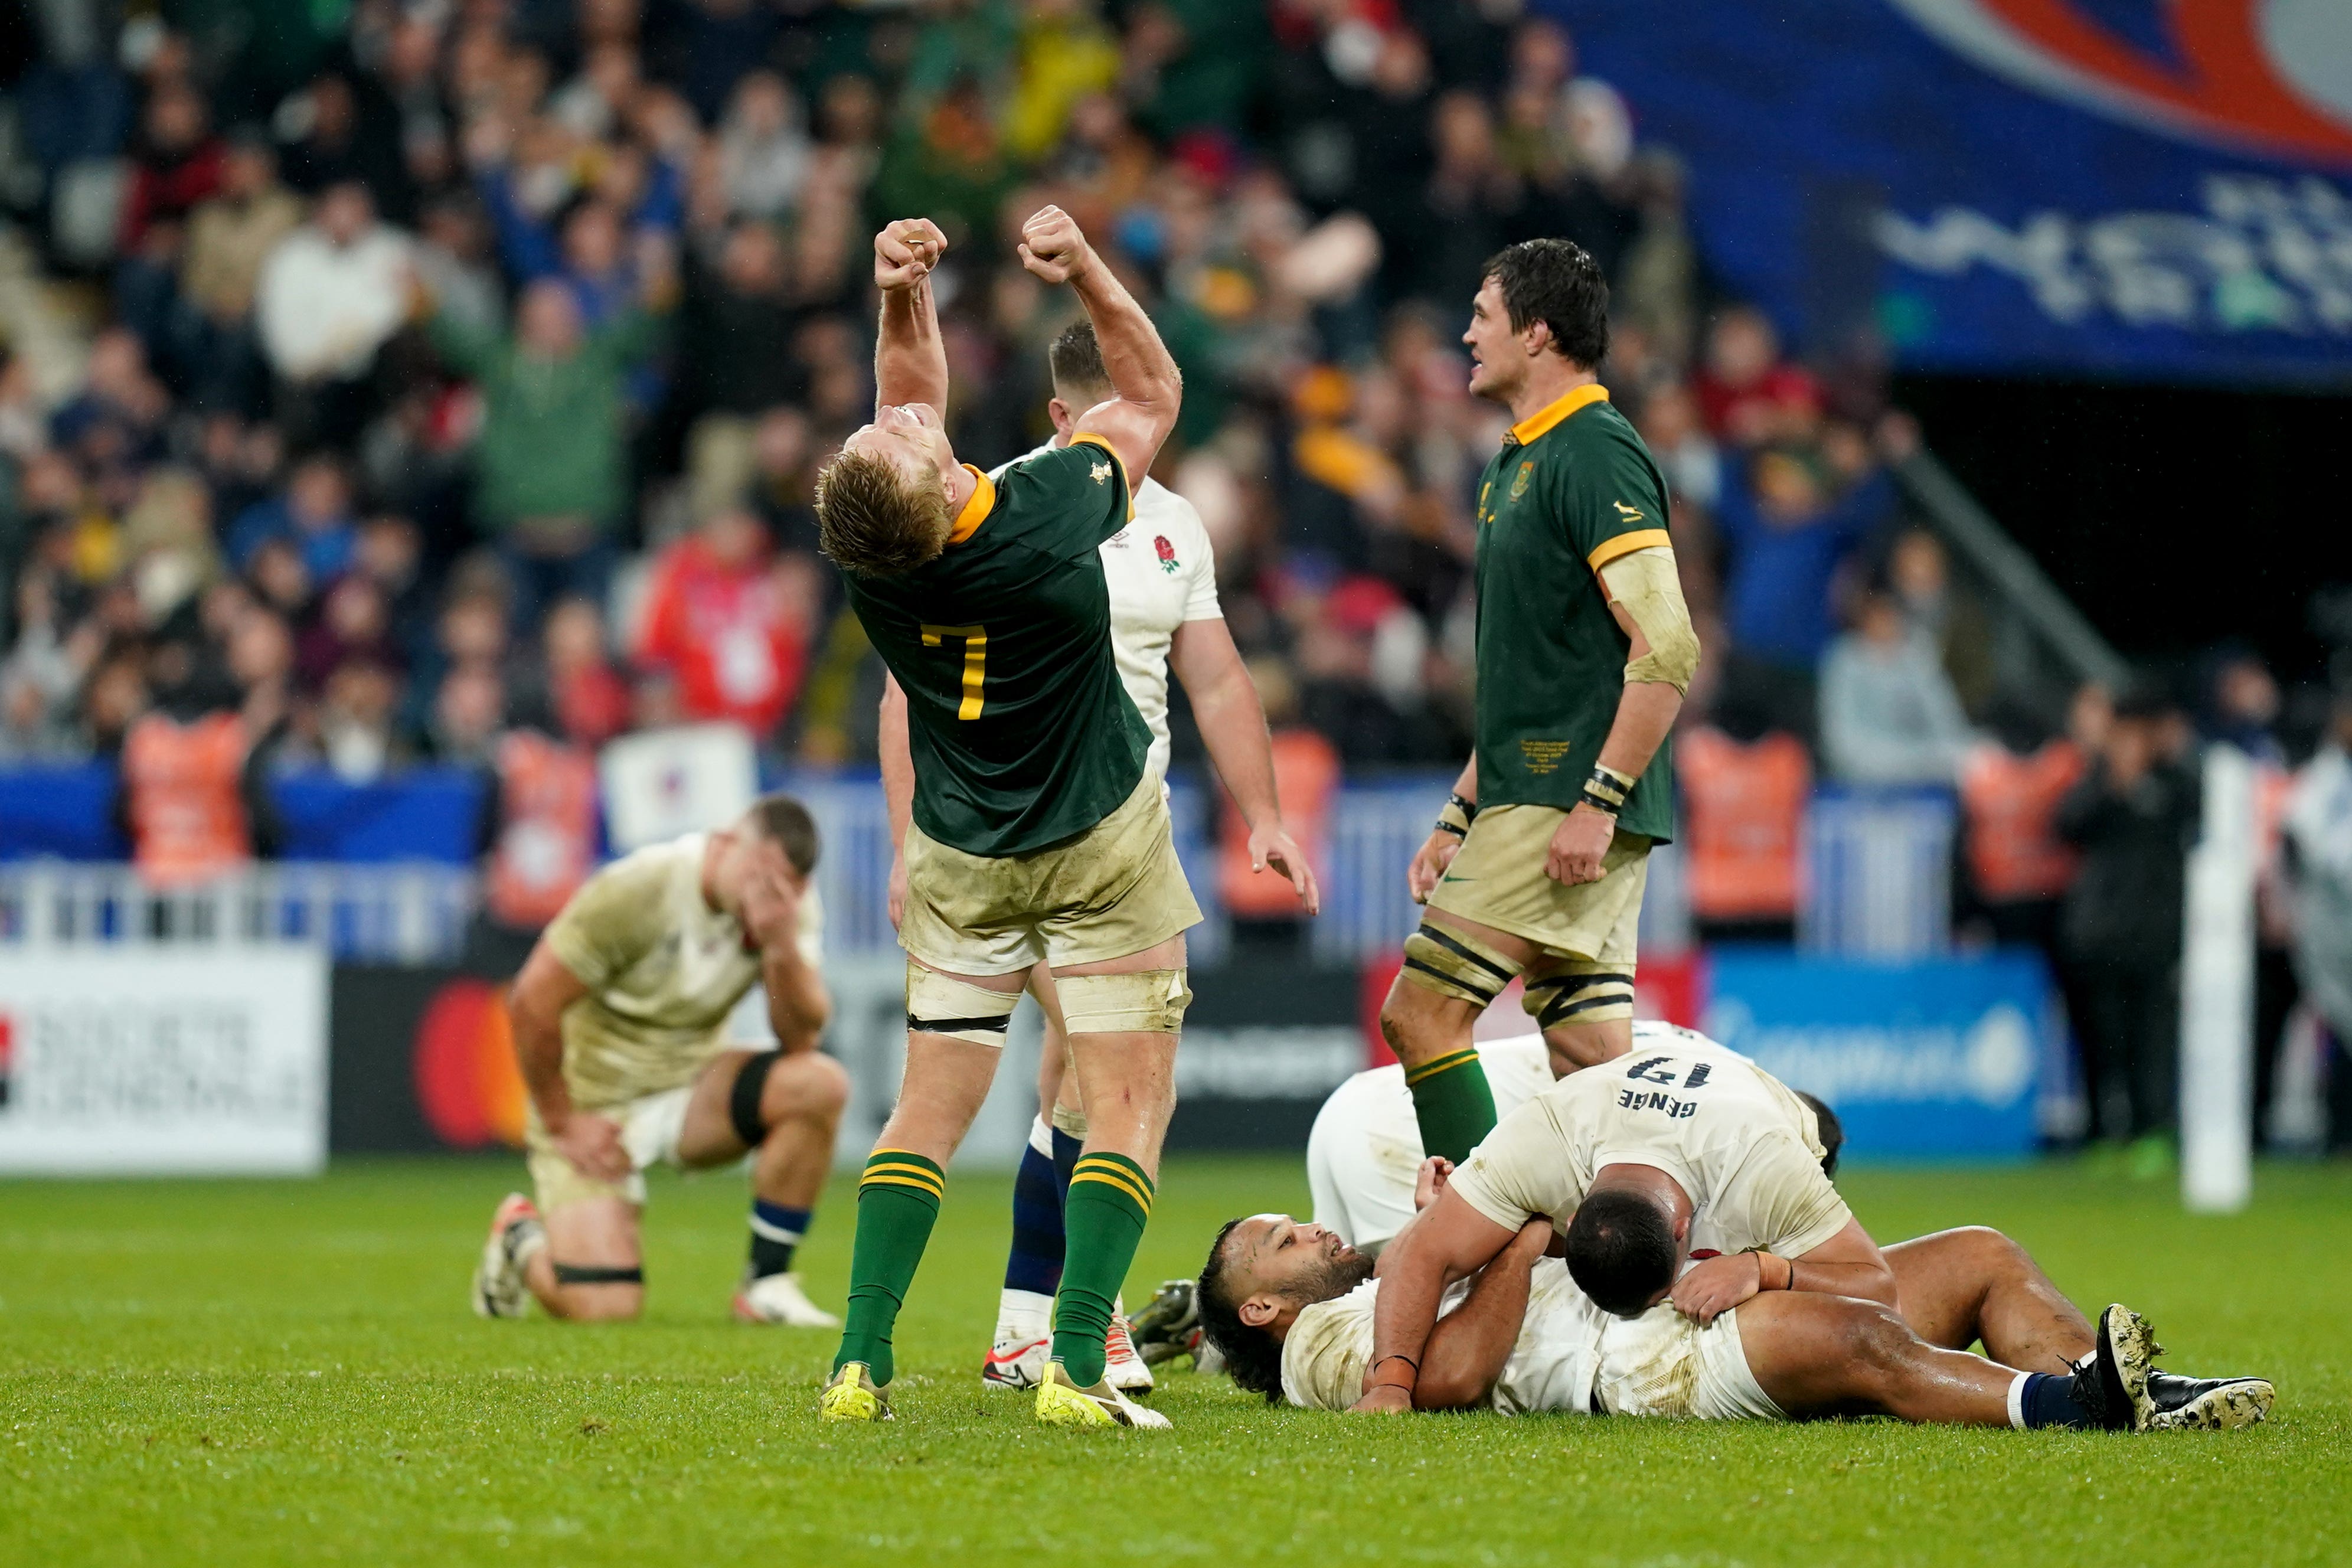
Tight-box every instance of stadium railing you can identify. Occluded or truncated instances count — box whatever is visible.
[0,860,479,962]
[1800,785,1957,960]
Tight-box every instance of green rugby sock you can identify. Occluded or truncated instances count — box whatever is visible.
[1051,1152,1154,1388]
[1406,1047,1497,1164]
[831,1149,945,1385]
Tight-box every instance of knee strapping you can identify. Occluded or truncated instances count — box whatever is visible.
[905,965,1020,1047]
[1049,1098,1089,1139]
[728,1049,784,1147]
[1523,963,1636,1028]
[1400,923,1524,1009]
[1056,968,1191,1035]
[552,1262,643,1286]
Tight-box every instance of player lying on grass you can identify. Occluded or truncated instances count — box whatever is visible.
[812,208,1200,1429]
[471,795,847,1328]
[1168,1023,2269,1429]
[1127,1024,1818,1371]
[1195,1202,2273,1430]
[876,319,1319,1398]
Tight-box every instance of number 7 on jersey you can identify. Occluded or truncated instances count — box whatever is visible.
[920,623,987,719]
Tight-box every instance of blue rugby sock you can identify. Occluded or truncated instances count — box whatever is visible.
[1002,1118,1066,1295]
[1050,1123,1083,1208]
[749,1199,811,1279]
[2014,1371,2097,1429]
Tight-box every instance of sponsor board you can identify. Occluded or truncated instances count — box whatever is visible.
[1703,949,2055,1161]
[0,949,328,1173]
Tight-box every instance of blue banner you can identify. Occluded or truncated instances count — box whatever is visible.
[1702,949,2059,1160]
[1546,0,2352,386]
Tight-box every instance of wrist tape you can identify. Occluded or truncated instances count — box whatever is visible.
[1435,793,1475,839]
[1580,764,1634,817]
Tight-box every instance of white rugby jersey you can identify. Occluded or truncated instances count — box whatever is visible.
[1447,1034,1847,1264]
[1280,1259,1606,1415]
[993,441,1220,783]
[1308,1024,1747,1254]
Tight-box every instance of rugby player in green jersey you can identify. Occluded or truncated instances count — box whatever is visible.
[1379,239,1703,1164]
[811,208,1197,1430]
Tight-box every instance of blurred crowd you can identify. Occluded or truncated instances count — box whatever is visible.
[0,0,1966,790]
[9,2,2352,1149]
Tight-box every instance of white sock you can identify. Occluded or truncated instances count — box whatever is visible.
[997,1287,1053,1342]
[2007,1371,2031,1430]
[1026,1114,1053,1158]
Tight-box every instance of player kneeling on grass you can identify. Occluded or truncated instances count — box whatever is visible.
[472,795,848,1328]
[1195,1204,2272,1431]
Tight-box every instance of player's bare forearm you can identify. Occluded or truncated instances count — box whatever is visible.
[1022,204,1178,475]
[874,278,947,411]
[509,942,587,1130]
[761,946,831,1051]
[1072,260,1179,423]
[1415,1220,1552,1409]
[1593,680,1683,782]
[1360,1190,1515,1406]
[1175,622,1280,831]
[1794,1220,1899,1309]
[1449,754,1476,807]
[878,675,914,851]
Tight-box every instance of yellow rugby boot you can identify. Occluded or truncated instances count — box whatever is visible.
[1034,1358,1171,1430]
[819,1361,891,1422]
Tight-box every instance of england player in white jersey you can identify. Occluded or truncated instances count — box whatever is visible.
[1305,1023,1804,1260]
[877,319,1319,1394]
[1188,1026,2273,1433]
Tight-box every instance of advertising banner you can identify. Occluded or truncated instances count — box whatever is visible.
[329,956,1374,1164]
[0,949,329,1173]
[1550,0,2352,385]
[1702,949,2056,1160]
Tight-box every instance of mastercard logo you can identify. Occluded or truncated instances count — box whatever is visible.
[1891,0,2352,165]
[413,979,529,1148]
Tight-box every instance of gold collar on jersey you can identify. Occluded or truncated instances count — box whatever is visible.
[948,464,996,544]
[1504,383,1611,447]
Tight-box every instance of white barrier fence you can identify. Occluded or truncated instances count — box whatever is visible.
[0,783,1956,968]
[0,862,478,962]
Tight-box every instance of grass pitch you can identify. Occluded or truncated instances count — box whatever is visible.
[4,1155,2349,1568]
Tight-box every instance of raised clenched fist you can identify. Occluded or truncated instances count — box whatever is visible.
[1017,205,1093,285]
[874,217,948,292]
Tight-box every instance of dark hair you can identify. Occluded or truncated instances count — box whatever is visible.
[1482,239,1610,369]
[1563,1188,1678,1317]
[1196,1219,1284,1402]
[746,792,819,876]
[814,448,953,576]
[1795,1091,1843,1180]
[1047,318,1111,405]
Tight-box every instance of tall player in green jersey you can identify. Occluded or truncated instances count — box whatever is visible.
[1379,239,1703,1164]
[812,208,1200,1430]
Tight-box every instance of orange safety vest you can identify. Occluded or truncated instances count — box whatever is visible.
[1959,740,2085,904]
[1677,726,1808,921]
[122,710,251,887]
[485,731,600,929]
[1219,728,1340,919]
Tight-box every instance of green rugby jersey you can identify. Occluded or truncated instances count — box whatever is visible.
[1471,384,1676,843]
[844,436,1148,856]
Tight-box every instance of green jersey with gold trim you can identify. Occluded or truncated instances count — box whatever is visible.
[844,437,1148,856]
[1471,384,1675,841]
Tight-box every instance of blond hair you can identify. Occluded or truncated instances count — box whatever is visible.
[814,448,954,576]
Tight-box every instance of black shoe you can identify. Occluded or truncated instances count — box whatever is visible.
[2064,1303,2152,1430]
[1130,1278,1203,1368]
[2144,1368,2275,1431]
